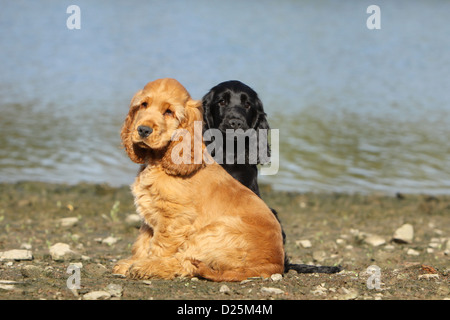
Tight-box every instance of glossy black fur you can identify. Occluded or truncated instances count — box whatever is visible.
[202,80,342,274]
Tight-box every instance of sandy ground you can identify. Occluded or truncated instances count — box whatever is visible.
[0,181,448,301]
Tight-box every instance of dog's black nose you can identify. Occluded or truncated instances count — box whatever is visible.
[228,119,244,129]
[137,125,153,138]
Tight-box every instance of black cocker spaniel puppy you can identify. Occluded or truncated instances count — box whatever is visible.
[202,80,342,274]
[202,80,270,197]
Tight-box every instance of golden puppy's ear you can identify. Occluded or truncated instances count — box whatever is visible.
[183,99,204,127]
[121,90,149,164]
[160,98,205,176]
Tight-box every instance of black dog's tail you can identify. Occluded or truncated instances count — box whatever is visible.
[285,263,342,274]
[284,257,342,274]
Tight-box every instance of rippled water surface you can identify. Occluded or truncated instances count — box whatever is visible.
[1,0,449,194]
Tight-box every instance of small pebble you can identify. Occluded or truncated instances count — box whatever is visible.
[364,235,386,247]
[260,287,284,295]
[406,248,420,256]
[219,284,230,294]
[296,240,312,248]
[49,243,80,261]
[270,273,283,281]
[58,217,79,228]
[125,214,142,228]
[310,284,327,296]
[83,291,111,300]
[393,224,414,244]
[312,250,326,262]
[418,274,439,280]
[102,236,119,246]
[0,249,33,261]
[105,283,123,297]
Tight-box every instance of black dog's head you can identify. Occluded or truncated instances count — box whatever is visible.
[202,80,271,164]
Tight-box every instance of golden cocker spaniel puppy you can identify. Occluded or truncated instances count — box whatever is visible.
[113,78,284,281]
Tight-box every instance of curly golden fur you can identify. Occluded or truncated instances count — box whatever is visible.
[113,78,284,281]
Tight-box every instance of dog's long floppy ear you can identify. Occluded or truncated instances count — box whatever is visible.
[251,96,271,165]
[121,90,149,164]
[201,90,215,132]
[184,98,204,128]
[161,98,206,176]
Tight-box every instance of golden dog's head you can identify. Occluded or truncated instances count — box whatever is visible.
[121,78,204,174]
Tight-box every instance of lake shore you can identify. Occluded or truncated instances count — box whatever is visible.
[0,181,448,300]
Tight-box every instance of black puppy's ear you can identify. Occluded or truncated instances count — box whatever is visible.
[201,90,215,132]
[251,98,271,165]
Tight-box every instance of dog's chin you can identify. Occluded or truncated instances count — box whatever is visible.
[133,138,170,151]
[133,140,151,149]
[218,124,250,134]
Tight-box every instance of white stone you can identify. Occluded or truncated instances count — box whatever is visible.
[102,236,118,246]
[0,284,15,290]
[58,217,79,228]
[219,284,231,294]
[418,274,439,280]
[296,240,312,248]
[310,284,327,296]
[0,280,21,284]
[49,243,80,261]
[105,284,123,297]
[0,280,22,291]
[261,287,284,295]
[125,214,141,228]
[312,250,326,262]
[270,273,283,281]
[406,248,420,256]
[393,224,414,244]
[0,249,33,261]
[83,291,111,300]
[364,235,386,247]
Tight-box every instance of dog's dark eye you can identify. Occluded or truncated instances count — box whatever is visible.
[141,102,148,108]
[244,102,251,109]
[218,99,226,107]
[164,109,173,116]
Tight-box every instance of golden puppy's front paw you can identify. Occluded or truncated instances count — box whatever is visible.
[112,259,133,276]
[128,260,154,279]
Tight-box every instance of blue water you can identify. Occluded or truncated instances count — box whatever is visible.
[1,0,450,194]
